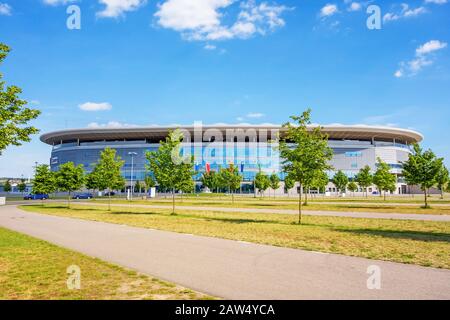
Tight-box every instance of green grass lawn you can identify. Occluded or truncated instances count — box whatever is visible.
[91,198,450,215]
[20,204,450,269]
[0,227,212,300]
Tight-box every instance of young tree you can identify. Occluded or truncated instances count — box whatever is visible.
[178,172,195,197]
[332,170,349,196]
[254,170,270,198]
[311,170,329,196]
[32,164,56,205]
[355,165,373,197]
[304,170,328,205]
[402,144,444,207]
[55,162,85,208]
[279,109,333,224]
[144,175,156,195]
[269,173,280,198]
[18,179,27,194]
[91,148,125,210]
[0,43,40,154]
[218,164,242,204]
[348,181,358,196]
[373,158,396,201]
[436,165,449,200]
[85,170,99,197]
[3,179,11,193]
[134,180,142,194]
[284,176,295,197]
[146,129,195,213]
[201,171,219,193]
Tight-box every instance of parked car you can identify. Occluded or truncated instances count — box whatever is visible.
[23,193,49,200]
[72,193,93,199]
[104,191,116,196]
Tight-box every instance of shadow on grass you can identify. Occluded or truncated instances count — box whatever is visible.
[336,228,450,243]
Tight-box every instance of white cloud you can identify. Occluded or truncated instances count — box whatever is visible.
[383,13,400,22]
[0,3,11,15]
[394,70,403,78]
[395,40,447,77]
[384,4,427,23]
[97,0,147,18]
[403,6,426,17]
[425,0,447,4]
[347,2,361,11]
[43,0,78,6]
[79,102,112,111]
[204,44,217,50]
[246,112,265,118]
[416,40,448,55]
[154,0,290,41]
[319,4,338,17]
[87,121,138,128]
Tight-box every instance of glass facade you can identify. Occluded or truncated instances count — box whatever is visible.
[49,138,412,184]
[50,142,281,182]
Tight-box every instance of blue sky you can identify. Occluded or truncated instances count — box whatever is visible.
[0,0,449,177]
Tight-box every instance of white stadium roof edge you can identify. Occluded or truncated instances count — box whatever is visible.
[40,124,424,145]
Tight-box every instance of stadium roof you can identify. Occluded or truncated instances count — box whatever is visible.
[40,124,423,145]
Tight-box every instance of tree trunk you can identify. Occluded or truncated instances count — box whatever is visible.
[441,189,444,200]
[108,189,111,211]
[304,189,308,206]
[68,191,71,209]
[172,188,175,214]
[298,183,303,224]
[384,190,386,201]
[424,189,428,208]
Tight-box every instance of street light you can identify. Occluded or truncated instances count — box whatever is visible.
[128,152,138,201]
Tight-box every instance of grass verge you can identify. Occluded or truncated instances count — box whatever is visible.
[20,204,450,269]
[0,226,212,300]
[92,198,450,215]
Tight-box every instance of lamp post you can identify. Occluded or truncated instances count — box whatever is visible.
[128,152,138,201]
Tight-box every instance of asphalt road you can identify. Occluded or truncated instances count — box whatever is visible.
[1,205,449,299]
[69,201,450,221]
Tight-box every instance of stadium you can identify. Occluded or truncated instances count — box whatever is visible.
[40,124,423,195]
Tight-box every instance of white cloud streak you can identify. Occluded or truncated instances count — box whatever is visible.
[97,0,147,18]
[395,40,447,78]
[246,112,265,118]
[43,0,78,6]
[79,102,112,111]
[87,121,138,128]
[383,3,427,22]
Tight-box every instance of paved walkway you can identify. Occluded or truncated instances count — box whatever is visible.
[1,205,449,299]
[72,201,450,222]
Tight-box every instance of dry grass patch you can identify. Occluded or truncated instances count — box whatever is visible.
[0,227,212,300]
